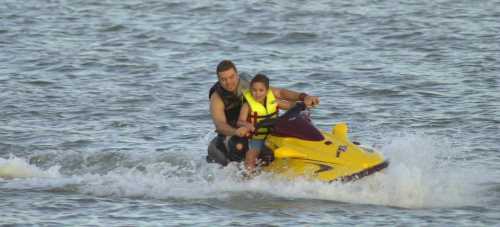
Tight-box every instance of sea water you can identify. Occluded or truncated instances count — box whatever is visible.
[1,0,499,226]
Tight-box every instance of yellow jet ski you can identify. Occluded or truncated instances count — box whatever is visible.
[207,102,389,182]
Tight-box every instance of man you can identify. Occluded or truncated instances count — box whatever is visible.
[208,60,319,164]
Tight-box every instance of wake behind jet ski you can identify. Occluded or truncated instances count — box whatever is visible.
[207,102,389,182]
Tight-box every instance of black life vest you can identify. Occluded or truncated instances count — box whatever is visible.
[209,82,243,127]
[208,73,250,128]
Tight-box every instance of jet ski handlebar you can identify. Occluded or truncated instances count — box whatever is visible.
[253,102,307,132]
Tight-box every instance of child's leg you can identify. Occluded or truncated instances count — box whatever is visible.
[245,149,261,172]
[246,139,264,173]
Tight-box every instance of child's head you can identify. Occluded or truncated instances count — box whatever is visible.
[250,74,270,101]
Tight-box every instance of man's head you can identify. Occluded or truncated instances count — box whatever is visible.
[216,60,239,93]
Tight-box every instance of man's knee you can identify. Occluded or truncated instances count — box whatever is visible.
[225,136,248,162]
[235,143,244,151]
[228,136,248,152]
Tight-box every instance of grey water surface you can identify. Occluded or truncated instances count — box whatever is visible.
[1,0,499,226]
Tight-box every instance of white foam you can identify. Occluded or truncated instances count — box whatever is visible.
[0,133,487,209]
[74,134,482,208]
[0,155,61,180]
[78,162,246,199]
[251,133,486,208]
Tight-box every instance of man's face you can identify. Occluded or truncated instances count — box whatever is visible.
[218,68,239,93]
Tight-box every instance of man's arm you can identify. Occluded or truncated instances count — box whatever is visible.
[237,103,254,133]
[210,92,250,137]
[271,87,320,107]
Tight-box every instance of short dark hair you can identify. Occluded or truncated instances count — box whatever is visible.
[250,73,270,89]
[216,60,237,76]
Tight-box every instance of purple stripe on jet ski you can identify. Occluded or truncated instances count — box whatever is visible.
[336,160,390,182]
[271,112,324,141]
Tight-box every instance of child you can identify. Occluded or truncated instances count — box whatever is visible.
[237,74,292,174]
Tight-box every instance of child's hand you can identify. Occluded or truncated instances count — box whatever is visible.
[242,123,255,138]
[246,123,255,132]
[235,127,251,137]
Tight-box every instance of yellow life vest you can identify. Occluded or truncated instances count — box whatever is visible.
[243,89,278,139]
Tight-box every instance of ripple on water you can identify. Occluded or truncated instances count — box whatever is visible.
[350,66,384,72]
[243,31,278,44]
[354,87,404,98]
[268,32,319,44]
[20,80,54,86]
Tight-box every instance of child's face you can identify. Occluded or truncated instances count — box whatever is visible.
[251,82,268,102]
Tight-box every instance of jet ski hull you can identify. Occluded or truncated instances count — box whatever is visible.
[206,103,389,182]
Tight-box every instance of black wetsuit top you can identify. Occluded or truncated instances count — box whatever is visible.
[208,73,250,130]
